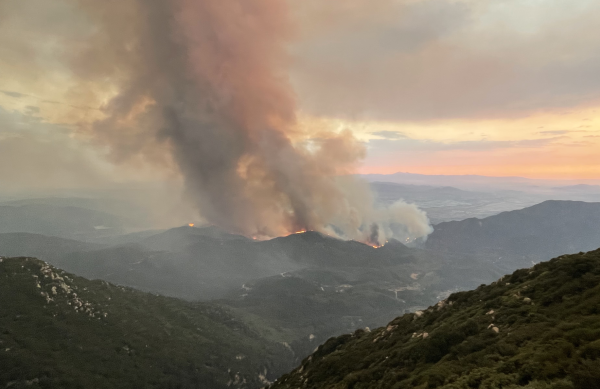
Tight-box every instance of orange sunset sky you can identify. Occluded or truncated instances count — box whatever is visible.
[289,0,600,180]
[1,0,599,187]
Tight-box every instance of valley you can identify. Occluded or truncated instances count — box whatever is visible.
[270,249,600,388]
[2,195,600,388]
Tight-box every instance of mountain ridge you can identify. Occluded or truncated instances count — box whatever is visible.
[425,200,600,270]
[269,248,600,389]
[0,256,294,388]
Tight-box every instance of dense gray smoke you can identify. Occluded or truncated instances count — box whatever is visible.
[54,0,432,243]
[368,223,380,246]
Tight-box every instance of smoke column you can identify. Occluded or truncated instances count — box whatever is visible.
[69,0,432,243]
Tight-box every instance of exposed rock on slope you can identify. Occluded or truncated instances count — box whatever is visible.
[0,257,294,389]
[270,249,600,389]
[0,227,504,367]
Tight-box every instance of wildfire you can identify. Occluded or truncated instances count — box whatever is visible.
[371,241,388,249]
[188,223,195,227]
[284,229,307,237]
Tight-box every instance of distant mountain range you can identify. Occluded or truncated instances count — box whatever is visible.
[270,249,600,389]
[0,204,126,241]
[0,197,166,242]
[360,171,600,191]
[553,184,600,191]
[425,200,600,271]
[370,181,540,223]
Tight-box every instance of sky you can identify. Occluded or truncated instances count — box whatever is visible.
[289,0,600,179]
[1,0,600,193]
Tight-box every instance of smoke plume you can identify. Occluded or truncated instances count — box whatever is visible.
[63,0,431,243]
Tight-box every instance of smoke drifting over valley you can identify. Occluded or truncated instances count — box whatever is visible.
[3,0,431,244]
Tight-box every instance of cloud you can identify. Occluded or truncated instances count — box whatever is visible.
[3,0,598,185]
[0,105,110,191]
[538,130,571,135]
[0,105,64,138]
[24,106,40,115]
[371,130,407,139]
[368,136,563,152]
[289,0,600,121]
[1,90,25,98]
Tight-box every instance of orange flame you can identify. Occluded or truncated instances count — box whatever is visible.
[284,229,307,237]
[188,223,195,227]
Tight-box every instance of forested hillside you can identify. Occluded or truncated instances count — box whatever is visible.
[0,257,294,389]
[425,201,600,270]
[271,249,600,389]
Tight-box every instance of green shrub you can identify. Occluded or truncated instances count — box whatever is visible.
[270,249,600,389]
